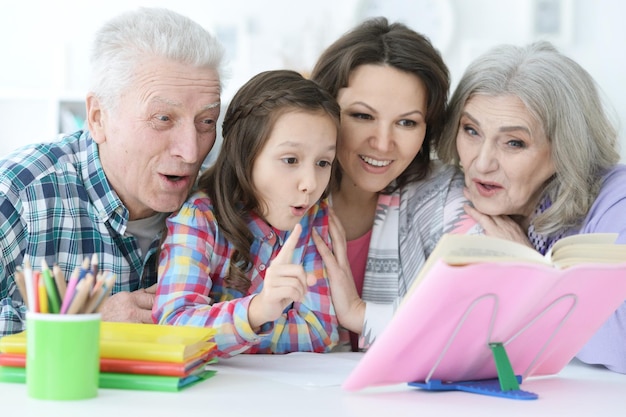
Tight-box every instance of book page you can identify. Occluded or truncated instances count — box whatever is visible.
[431,234,547,265]
[548,233,624,267]
[548,233,618,259]
[552,245,626,260]
[403,234,548,304]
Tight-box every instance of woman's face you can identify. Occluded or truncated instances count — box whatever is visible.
[335,64,428,195]
[456,94,555,218]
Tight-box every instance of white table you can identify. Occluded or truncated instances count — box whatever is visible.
[1,353,624,416]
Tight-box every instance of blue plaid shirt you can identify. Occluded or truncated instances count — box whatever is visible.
[0,131,160,336]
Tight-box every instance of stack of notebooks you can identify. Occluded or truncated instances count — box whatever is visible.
[0,322,218,392]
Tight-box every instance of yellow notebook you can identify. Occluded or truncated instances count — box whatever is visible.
[0,322,216,363]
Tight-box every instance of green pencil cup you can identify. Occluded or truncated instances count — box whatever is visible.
[26,312,101,400]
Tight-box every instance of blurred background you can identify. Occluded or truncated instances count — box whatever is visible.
[1,0,624,162]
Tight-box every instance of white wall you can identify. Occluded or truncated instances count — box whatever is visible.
[1,0,624,162]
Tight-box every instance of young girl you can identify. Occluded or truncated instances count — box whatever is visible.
[152,70,340,357]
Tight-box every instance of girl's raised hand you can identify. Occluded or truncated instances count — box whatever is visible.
[247,223,316,331]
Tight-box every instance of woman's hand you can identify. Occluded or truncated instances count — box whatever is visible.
[463,189,533,247]
[313,209,365,333]
[248,223,316,331]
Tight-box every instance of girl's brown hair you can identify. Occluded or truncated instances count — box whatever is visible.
[197,70,340,294]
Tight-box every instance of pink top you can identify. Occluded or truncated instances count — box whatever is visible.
[346,229,372,297]
[345,229,372,351]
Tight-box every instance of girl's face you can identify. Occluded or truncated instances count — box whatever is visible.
[456,94,555,218]
[335,64,428,195]
[251,110,337,231]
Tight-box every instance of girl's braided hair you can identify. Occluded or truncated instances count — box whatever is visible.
[197,69,340,294]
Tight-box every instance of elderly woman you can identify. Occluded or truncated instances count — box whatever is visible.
[438,41,626,373]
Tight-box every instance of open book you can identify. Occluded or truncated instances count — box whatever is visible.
[404,233,626,303]
[343,233,626,392]
[428,232,622,266]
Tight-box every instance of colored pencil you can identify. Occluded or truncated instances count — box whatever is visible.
[93,274,116,313]
[91,253,99,280]
[66,273,95,314]
[22,260,36,312]
[41,260,61,314]
[36,272,48,313]
[59,267,81,314]
[14,268,29,309]
[52,263,67,300]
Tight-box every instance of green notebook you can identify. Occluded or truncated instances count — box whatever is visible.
[0,365,216,392]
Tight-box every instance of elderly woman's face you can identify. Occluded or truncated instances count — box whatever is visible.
[456,94,555,218]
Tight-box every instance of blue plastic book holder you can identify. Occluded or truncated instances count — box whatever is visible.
[408,342,539,400]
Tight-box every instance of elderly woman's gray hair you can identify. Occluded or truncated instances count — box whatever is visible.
[438,41,620,235]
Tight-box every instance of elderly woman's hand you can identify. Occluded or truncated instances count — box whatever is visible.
[463,201,533,248]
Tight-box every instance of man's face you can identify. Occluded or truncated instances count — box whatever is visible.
[89,56,221,220]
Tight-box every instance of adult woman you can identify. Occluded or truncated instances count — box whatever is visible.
[438,41,626,373]
[311,17,478,350]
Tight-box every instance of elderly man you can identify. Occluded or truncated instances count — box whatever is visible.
[0,7,225,335]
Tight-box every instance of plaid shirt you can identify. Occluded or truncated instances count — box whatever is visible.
[0,131,160,336]
[153,191,338,357]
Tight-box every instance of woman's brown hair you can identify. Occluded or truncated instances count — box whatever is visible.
[310,17,450,193]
